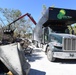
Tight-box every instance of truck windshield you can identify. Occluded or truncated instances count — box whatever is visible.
[49,34,62,44]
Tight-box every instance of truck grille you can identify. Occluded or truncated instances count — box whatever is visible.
[64,38,76,51]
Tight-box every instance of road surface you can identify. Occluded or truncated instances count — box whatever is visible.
[26,47,76,75]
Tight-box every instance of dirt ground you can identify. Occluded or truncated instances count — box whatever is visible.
[26,47,76,75]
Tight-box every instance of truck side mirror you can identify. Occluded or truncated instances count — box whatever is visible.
[72,30,74,35]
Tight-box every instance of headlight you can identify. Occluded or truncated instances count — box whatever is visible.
[51,42,62,51]
[51,41,62,47]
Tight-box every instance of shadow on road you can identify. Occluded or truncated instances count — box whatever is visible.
[28,69,46,75]
[25,48,43,62]
[26,53,43,62]
[33,49,43,52]
[55,59,76,64]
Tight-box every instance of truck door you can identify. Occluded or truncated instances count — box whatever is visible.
[44,27,49,44]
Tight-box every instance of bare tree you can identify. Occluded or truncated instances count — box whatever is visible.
[0,8,33,38]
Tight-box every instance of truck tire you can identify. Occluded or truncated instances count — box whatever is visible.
[47,47,55,62]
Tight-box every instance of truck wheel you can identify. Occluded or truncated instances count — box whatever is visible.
[47,47,55,62]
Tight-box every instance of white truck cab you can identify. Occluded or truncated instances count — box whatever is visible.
[33,7,76,61]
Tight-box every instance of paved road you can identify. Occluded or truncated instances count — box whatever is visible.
[26,48,76,75]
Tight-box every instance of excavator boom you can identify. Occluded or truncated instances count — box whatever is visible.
[8,13,36,28]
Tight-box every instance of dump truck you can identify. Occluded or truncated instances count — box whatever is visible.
[33,7,76,61]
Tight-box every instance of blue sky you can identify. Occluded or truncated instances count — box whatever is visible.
[0,0,76,23]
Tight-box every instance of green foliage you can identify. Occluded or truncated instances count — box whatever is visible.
[43,5,46,10]
[74,24,76,28]
[41,5,47,15]
[71,24,76,35]
[67,25,76,35]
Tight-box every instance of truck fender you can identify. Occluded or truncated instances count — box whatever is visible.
[45,43,54,52]
[43,44,50,53]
